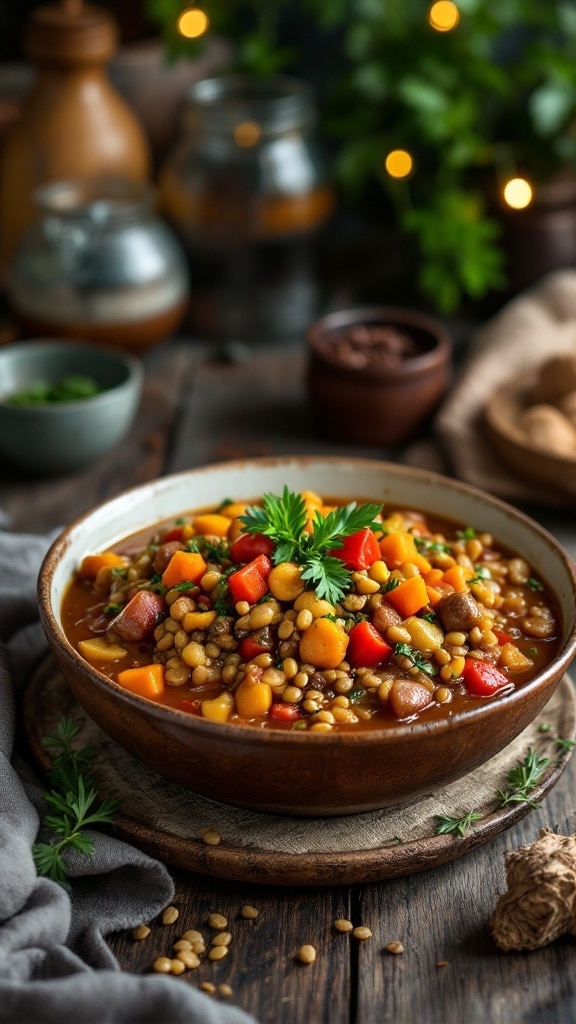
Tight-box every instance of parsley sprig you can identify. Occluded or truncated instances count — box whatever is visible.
[239,486,382,604]
[32,717,121,887]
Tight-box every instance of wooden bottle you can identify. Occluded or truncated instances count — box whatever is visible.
[0,0,150,280]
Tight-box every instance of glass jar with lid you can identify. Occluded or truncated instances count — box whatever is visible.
[7,178,190,352]
[157,74,335,344]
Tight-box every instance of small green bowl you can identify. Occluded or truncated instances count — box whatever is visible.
[0,339,143,475]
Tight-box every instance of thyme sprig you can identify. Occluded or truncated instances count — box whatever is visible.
[497,747,551,809]
[32,717,121,887]
[239,486,382,603]
[435,810,483,837]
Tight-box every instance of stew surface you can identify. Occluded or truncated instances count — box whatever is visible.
[61,488,562,732]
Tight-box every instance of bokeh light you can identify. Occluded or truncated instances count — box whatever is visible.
[428,1,460,32]
[234,121,262,147]
[384,149,414,179]
[503,177,533,210]
[177,7,209,39]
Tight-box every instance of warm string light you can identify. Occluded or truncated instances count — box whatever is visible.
[177,6,209,39]
[234,121,261,147]
[502,176,533,210]
[428,1,460,32]
[384,149,414,180]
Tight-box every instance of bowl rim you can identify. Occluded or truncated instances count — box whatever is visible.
[307,306,453,381]
[37,454,576,749]
[0,338,143,410]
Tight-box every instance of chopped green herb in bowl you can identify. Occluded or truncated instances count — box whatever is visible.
[7,374,104,405]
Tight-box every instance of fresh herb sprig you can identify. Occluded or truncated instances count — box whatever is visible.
[497,747,550,809]
[32,717,121,887]
[239,486,382,603]
[435,810,483,838]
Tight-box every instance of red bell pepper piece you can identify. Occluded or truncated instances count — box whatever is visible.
[333,528,381,570]
[494,628,514,645]
[346,619,393,668]
[239,635,272,661]
[462,658,511,697]
[228,554,272,605]
[229,532,275,563]
[161,526,184,542]
[269,702,301,723]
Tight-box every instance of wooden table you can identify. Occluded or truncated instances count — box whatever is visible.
[4,336,576,1024]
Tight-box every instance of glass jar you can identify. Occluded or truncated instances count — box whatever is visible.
[157,75,335,344]
[7,179,190,352]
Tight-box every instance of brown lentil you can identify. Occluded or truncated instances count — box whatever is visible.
[211,931,232,946]
[208,945,229,961]
[208,913,228,930]
[334,918,354,933]
[201,982,217,994]
[132,924,151,940]
[201,828,222,846]
[297,944,317,964]
[176,949,201,969]
[240,905,260,919]
[161,905,179,925]
[152,956,172,974]
[386,940,405,954]
[218,984,234,998]
[353,926,372,940]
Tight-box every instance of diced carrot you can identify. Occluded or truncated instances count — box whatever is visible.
[299,617,349,669]
[192,513,232,537]
[378,532,431,573]
[385,574,429,617]
[234,677,273,719]
[425,585,443,607]
[442,564,474,593]
[117,663,165,698]
[424,567,444,587]
[161,549,207,588]
[79,550,125,579]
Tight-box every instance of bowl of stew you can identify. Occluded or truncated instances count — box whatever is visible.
[37,456,576,815]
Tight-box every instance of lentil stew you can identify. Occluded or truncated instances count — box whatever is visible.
[61,488,562,733]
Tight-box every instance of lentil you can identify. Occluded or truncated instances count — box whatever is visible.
[208,913,228,930]
[240,905,260,919]
[201,828,221,846]
[297,944,317,964]
[353,926,373,940]
[161,905,179,925]
[132,924,151,940]
[386,940,405,954]
[334,918,354,932]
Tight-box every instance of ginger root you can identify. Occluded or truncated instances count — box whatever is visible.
[491,829,576,952]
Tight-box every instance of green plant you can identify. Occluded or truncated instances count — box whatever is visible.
[147,0,576,313]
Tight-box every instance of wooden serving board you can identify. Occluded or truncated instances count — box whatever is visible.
[23,656,575,887]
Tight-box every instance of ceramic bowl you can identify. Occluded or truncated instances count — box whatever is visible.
[485,373,576,502]
[37,456,576,816]
[306,307,452,447]
[0,339,143,475]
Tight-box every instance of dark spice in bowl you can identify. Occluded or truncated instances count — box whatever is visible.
[307,306,452,448]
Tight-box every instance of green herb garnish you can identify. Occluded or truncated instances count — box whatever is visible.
[32,717,121,887]
[239,486,382,604]
[394,642,437,677]
[497,747,550,808]
[435,810,483,837]
[527,577,544,591]
[7,374,103,405]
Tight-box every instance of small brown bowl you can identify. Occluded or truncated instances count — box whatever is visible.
[306,306,452,447]
[37,457,576,817]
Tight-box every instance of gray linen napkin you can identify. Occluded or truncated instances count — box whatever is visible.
[0,529,257,1024]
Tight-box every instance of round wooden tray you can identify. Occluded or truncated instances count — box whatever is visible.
[24,656,575,887]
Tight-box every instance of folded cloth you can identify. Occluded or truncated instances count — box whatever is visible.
[428,269,576,503]
[0,529,257,1024]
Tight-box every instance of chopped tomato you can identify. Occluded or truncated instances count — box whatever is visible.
[162,526,184,542]
[494,628,514,645]
[228,554,272,605]
[230,532,275,563]
[269,702,301,723]
[239,635,272,660]
[178,698,202,715]
[462,658,511,697]
[346,619,393,668]
[333,528,381,570]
